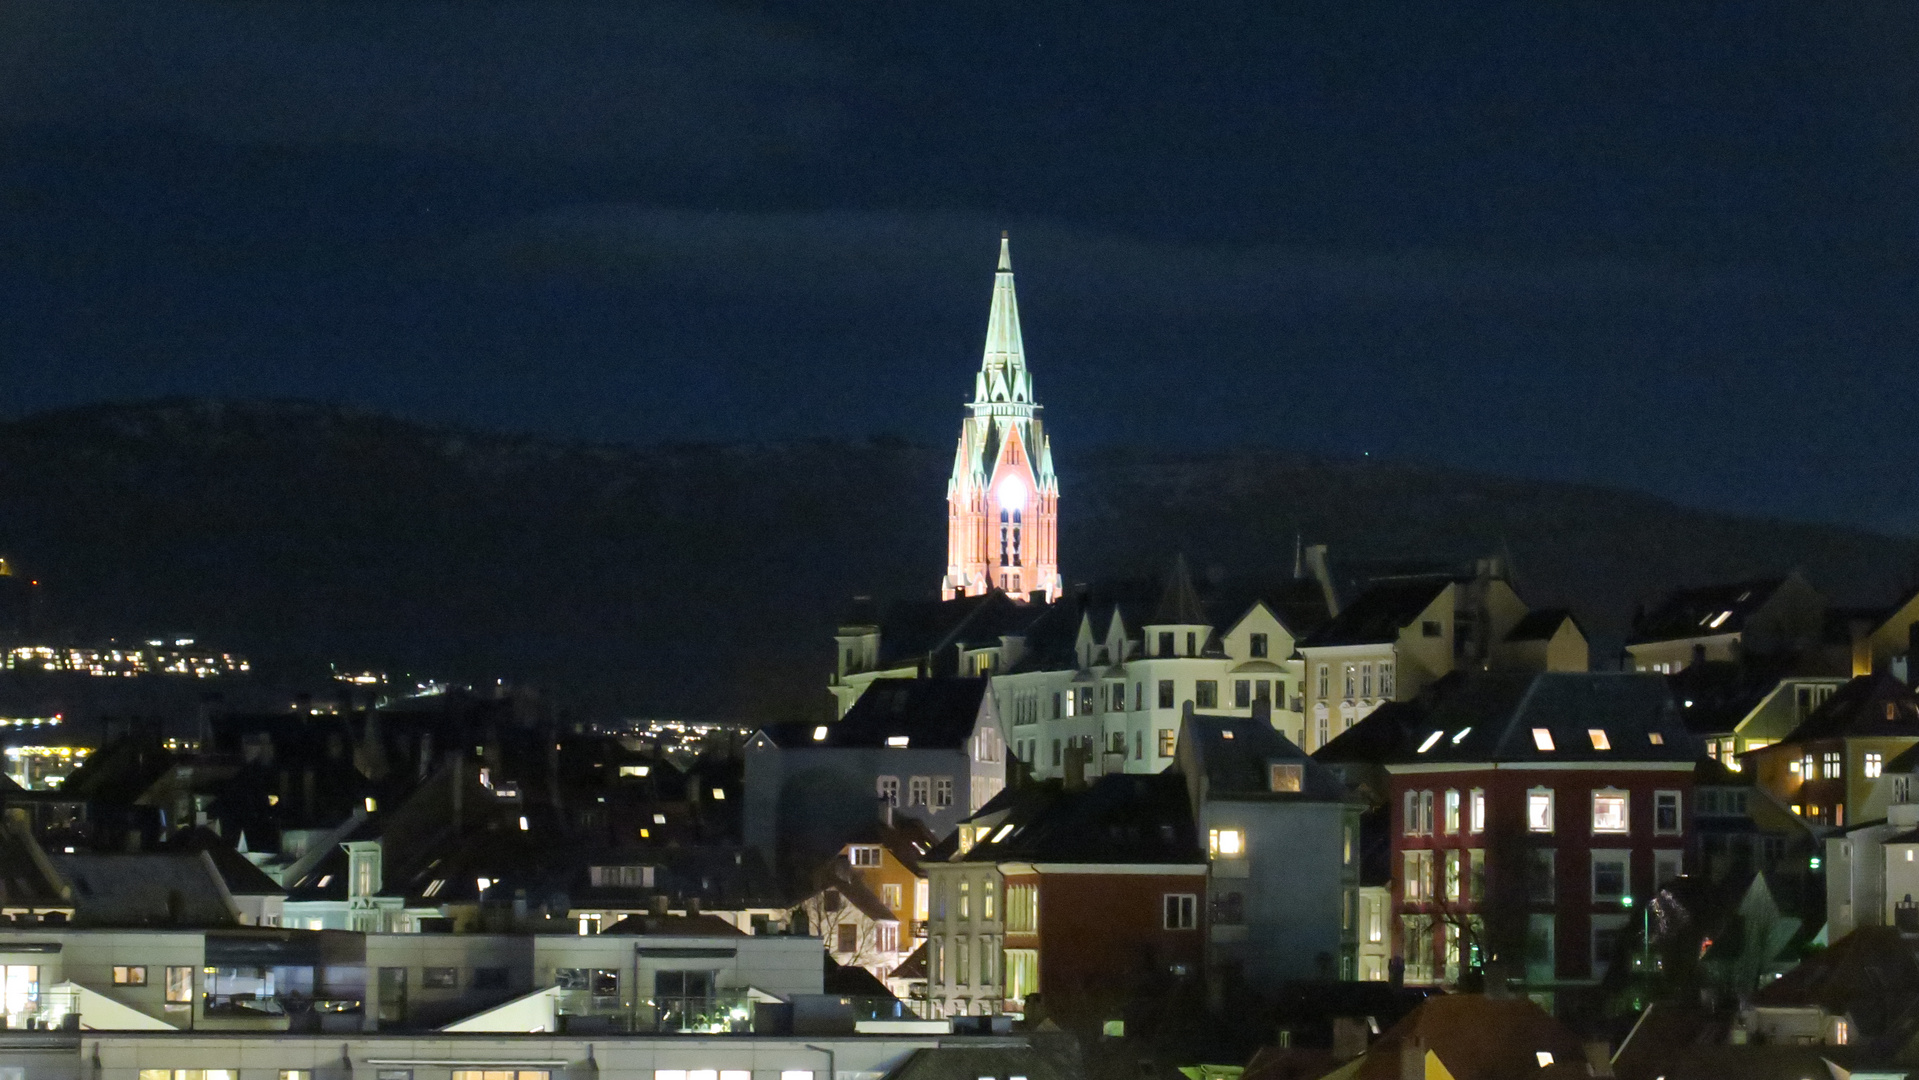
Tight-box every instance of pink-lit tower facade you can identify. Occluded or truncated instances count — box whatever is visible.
[942,235,1062,603]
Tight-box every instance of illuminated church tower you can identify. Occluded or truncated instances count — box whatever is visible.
[942,235,1062,602]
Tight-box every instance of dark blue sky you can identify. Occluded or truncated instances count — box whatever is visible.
[2,2,1915,531]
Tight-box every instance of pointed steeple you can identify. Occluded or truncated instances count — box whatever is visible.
[1151,554,1209,626]
[975,232,1031,406]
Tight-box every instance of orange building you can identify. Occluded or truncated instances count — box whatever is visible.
[941,235,1062,603]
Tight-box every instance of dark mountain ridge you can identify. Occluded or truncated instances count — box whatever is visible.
[0,399,1910,721]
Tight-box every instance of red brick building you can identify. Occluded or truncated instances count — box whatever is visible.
[1343,672,1696,999]
[922,772,1204,1026]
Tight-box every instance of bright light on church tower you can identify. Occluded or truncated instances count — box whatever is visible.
[997,475,1027,513]
[940,234,1062,603]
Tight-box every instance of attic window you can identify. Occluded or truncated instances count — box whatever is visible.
[1532,728,1555,752]
[1535,1052,1554,1067]
[423,879,444,898]
[317,875,332,888]
[1269,763,1302,793]
[1588,729,1611,751]
[812,726,829,742]
[1416,731,1443,753]
[711,787,726,800]
[991,823,1016,843]
[1649,733,1665,746]
[887,736,910,748]
[1708,610,1732,629]
[653,813,667,824]
[1222,731,1234,740]
[619,765,650,777]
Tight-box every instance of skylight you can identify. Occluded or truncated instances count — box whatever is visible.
[1532,728,1555,752]
[1416,731,1443,753]
[991,823,1016,843]
[1709,610,1732,629]
[886,735,910,748]
[1649,733,1665,745]
[1451,727,1471,745]
[812,726,829,742]
[1588,729,1611,751]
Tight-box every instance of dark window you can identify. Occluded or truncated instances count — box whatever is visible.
[1187,631,1198,656]
[1195,681,1218,709]
[472,967,509,990]
[1422,621,1443,638]
[1250,634,1268,658]
[837,924,858,953]
[1051,692,1061,719]
[1162,893,1197,929]
[1254,680,1272,704]
[1158,680,1175,709]
[1052,739,1062,767]
[422,967,457,989]
[1158,632,1175,656]
[823,889,842,912]
[1234,680,1250,708]
[1212,892,1244,924]
[1526,850,1555,903]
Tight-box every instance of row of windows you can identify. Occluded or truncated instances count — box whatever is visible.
[1313,661,1396,702]
[1404,787,1683,837]
[876,775,955,809]
[1791,750,1882,781]
[1020,678,1294,725]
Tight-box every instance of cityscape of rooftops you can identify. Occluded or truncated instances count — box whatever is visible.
[0,4,1911,1079]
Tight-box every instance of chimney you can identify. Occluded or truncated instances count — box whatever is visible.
[685,896,701,916]
[649,894,669,916]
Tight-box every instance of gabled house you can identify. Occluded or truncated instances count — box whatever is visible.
[1626,572,1827,674]
[1296,560,1534,753]
[794,823,935,1005]
[921,773,1206,1028]
[1670,664,1844,771]
[745,678,1008,879]
[1744,673,1919,829]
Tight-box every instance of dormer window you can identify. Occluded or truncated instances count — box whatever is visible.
[1269,763,1302,792]
[1159,632,1174,657]
[1187,631,1198,656]
[1250,633,1269,658]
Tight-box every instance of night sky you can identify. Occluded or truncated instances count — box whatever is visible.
[2,3,1915,531]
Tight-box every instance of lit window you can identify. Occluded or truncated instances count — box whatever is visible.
[1592,791,1628,834]
[1451,727,1471,745]
[112,965,146,986]
[1866,753,1883,778]
[711,787,726,800]
[653,813,667,824]
[518,815,530,831]
[1536,1052,1555,1067]
[618,764,650,777]
[1443,790,1460,834]
[1532,728,1555,752]
[1709,610,1731,629]
[1417,730,1443,753]
[887,735,910,748]
[990,823,1016,843]
[1588,729,1611,751]
[1469,789,1486,833]
[1269,763,1302,792]
[812,726,829,741]
[1209,828,1244,857]
[1648,733,1664,745]
[1527,789,1554,833]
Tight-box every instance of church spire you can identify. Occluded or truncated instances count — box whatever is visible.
[943,234,1061,603]
[975,232,1030,406]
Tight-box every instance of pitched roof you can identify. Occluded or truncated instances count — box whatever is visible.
[600,912,747,936]
[51,852,239,928]
[757,678,989,751]
[890,940,928,980]
[161,826,285,897]
[1504,608,1577,643]
[1631,577,1786,645]
[1150,554,1209,626]
[1301,578,1449,649]
[1778,673,1919,743]
[945,772,1201,865]
[860,593,1044,671]
[1179,710,1348,801]
[1339,994,1589,1080]
[1348,672,1695,765]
